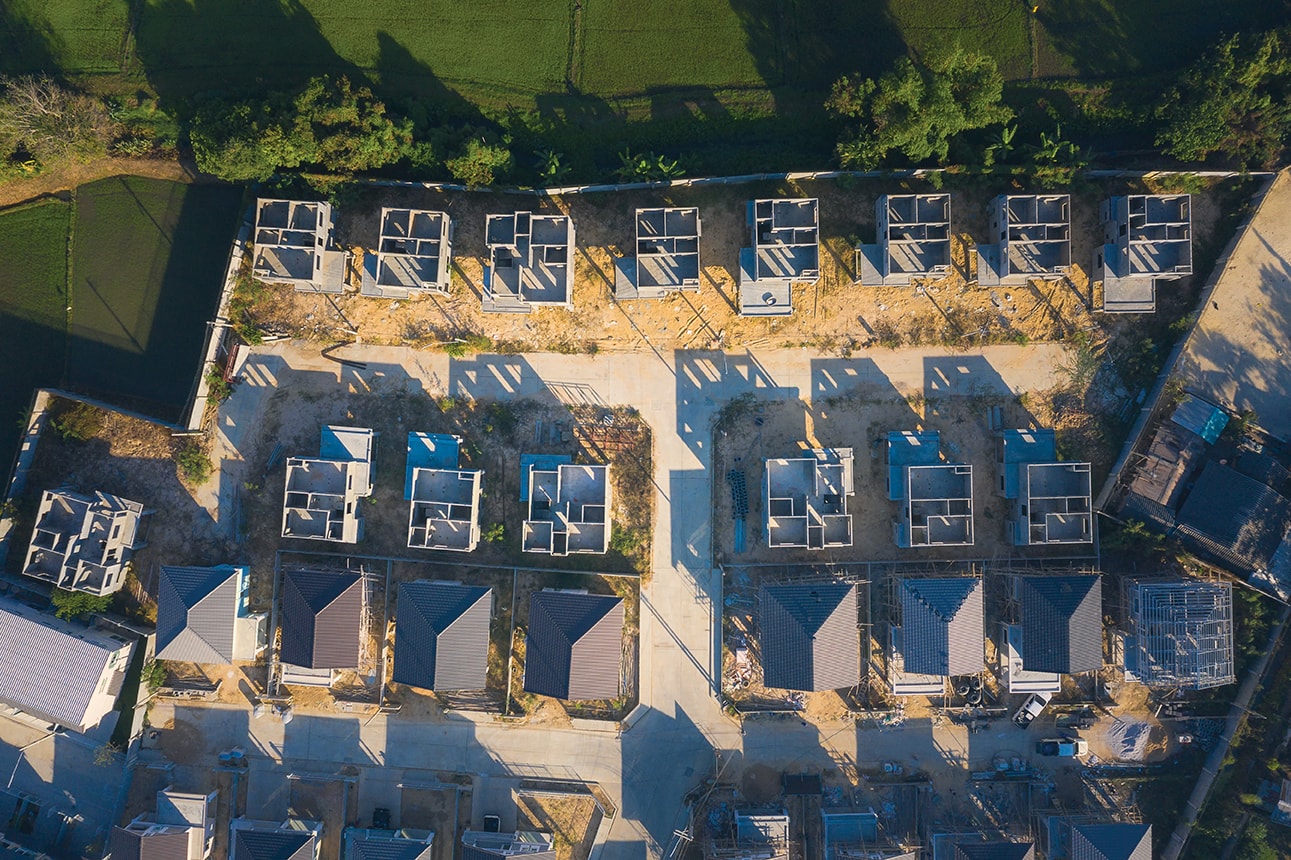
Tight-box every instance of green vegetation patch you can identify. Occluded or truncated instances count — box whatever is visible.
[0,0,132,76]
[134,0,570,98]
[68,176,242,421]
[0,198,70,471]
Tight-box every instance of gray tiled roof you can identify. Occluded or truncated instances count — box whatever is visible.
[1019,575,1103,674]
[524,592,623,700]
[953,842,1035,860]
[393,581,492,692]
[109,826,190,860]
[280,568,364,669]
[347,834,434,860]
[1070,823,1151,860]
[900,577,983,677]
[760,582,859,692]
[1176,461,1291,573]
[464,848,555,860]
[233,829,316,860]
[156,565,240,664]
[0,595,130,728]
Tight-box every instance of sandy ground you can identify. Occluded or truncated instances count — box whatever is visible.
[0,155,206,208]
[515,791,599,860]
[241,177,1239,358]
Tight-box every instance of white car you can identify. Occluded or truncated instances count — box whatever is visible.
[1012,691,1053,728]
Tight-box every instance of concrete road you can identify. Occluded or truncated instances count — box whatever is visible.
[1177,169,1291,440]
[199,342,1073,859]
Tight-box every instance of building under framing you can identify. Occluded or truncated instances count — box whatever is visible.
[483,212,574,312]
[859,195,952,286]
[977,195,1070,286]
[364,208,452,297]
[738,199,819,316]
[406,432,482,552]
[282,426,375,544]
[997,429,1092,547]
[253,199,345,293]
[521,458,611,556]
[1123,577,1234,690]
[615,207,701,299]
[1096,195,1192,313]
[763,448,854,550]
[23,489,148,596]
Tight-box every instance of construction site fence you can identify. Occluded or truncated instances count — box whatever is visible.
[351,168,1273,198]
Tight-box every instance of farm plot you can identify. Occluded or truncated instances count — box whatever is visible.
[68,176,242,422]
[0,0,132,75]
[0,198,69,469]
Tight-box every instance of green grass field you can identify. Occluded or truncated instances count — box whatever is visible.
[0,199,71,471]
[68,177,243,420]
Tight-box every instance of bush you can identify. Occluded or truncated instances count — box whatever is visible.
[51,588,112,620]
[445,137,513,187]
[0,76,113,165]
[142,659,167,691]
[175,439,212,484]
[51,402,102,442]
[483,522,505,543]
[204,368,232,404]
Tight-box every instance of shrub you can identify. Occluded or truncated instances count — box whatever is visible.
[51,402,102,442]
[52,588,112,620]
[0,75,113,165]
[204,369,232,404]
[483,523,505,543]
[142,660,167,691]
[175,440,212,484]
[445,137,513,187]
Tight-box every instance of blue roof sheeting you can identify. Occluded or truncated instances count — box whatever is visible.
[887,430,940,500]
[405,433,462,500]
[519,454,572,501]
[1171,394,1229,444]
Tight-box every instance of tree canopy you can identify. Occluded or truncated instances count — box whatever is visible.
[1156,28,1291,169]
[826,49,1013,170]
[190,75,411,181]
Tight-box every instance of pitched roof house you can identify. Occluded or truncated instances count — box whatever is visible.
[1018,575,1103,675]
[899,577,984,677]
[524,591,623,700]
[393,581,492,692]
[279,569,365,670]
[1070,823,1151,860]
[760,582,859,692]
[156,565,267,664]
[0,595,134,732]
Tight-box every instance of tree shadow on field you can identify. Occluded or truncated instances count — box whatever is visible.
[0,4,62,77]
[727,0,906,90]
[375,32,489,126]
[133,0,366,109]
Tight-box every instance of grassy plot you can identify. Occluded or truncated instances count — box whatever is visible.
[0,198,70,469]
[68,177,242,422]
[0,0,131,76]
[134,0,571,99]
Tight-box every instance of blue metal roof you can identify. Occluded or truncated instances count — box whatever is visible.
[887,430,940,500]
[1171,394,1229,444]
[405,433,461,500]
[998,429,1057,498]
[519,454,572,501]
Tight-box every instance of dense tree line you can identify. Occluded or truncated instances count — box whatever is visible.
[1,26,1289,188]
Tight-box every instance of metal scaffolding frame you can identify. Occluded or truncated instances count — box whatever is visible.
[1123,576,1235,690]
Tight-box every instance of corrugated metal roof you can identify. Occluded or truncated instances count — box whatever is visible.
[109,827,191,860]
[1019,576,1103,674]
[952,842,1035,860]
[233,829,316,860]
[0,596,131,729]
[393,581,492,692]
[156,565,241,664]
[347,832,434,860]
[1177,461,1291,573]
[280,569,364,669]
[524,592,623,700]
[464,848,555,860]
[760,582,859,692]
[900,578,983,677]
[1070,824,1151,860]
[1170,395,1229,444]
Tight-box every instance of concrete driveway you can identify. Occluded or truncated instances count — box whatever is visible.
[197,341,1073,859]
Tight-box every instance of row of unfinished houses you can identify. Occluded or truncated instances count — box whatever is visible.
[253,193,1191,316]
[760,428,1092,552]
[107,780,556,860]
[741,567,1233,701]
[280,425,611,555]
[706,796,1152,860]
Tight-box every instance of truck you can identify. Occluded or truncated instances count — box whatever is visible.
[1035,737,1088,757]
[1012,691,1052,728]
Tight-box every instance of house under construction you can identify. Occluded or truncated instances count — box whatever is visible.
[1123,577,1235,690]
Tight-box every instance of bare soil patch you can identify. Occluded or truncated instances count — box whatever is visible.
[515,791,599,860]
